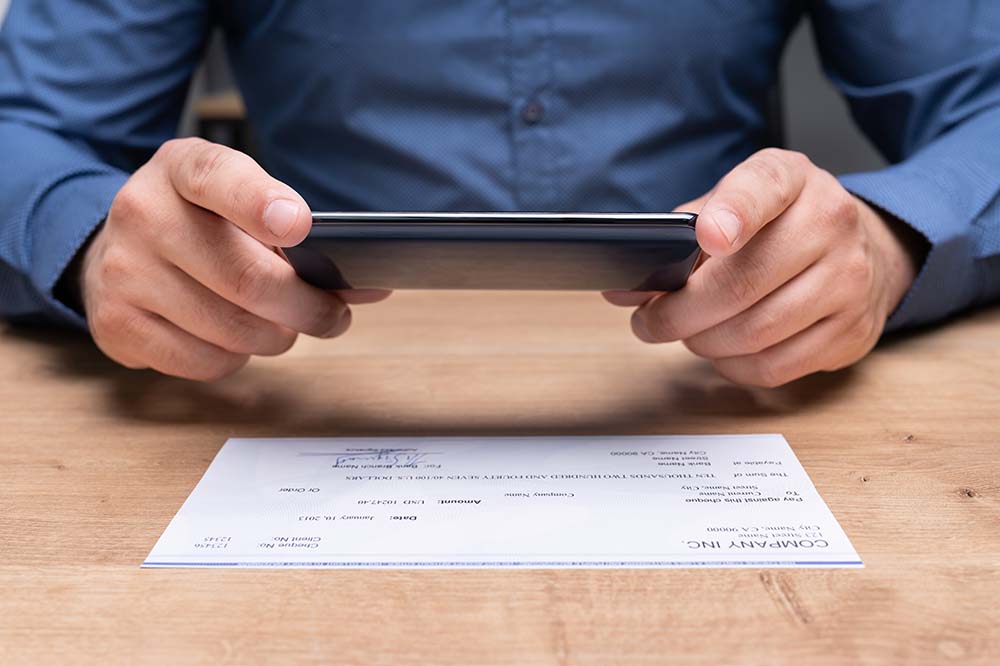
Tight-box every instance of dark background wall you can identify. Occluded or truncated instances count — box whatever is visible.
[780,21,886,174]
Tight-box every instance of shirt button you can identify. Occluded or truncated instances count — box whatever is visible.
[520,100,545,124]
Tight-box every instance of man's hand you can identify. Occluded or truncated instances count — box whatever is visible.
[80,138,388,381]
[605,148,924,388]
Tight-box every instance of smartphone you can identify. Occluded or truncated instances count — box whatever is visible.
[285,212,700,291]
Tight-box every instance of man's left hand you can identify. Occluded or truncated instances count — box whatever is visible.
[605,148,924,387]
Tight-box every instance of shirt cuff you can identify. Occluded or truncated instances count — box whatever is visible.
[28,169,129,328]
[839,168,976,332]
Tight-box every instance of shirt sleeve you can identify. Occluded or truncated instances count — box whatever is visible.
[0,0,210,327]
[808,1,1000,331]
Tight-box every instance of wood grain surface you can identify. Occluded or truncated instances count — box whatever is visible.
[2,291,998,665]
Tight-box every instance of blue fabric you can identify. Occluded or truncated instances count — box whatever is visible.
[1,1,998,331]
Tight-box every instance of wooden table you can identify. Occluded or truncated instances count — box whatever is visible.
[3,291,998,665]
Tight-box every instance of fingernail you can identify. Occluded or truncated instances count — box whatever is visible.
[263,199,302,239]
[712,209,741,246]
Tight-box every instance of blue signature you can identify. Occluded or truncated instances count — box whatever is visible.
[299,448,441,468]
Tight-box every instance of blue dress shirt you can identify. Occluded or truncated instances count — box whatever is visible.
[1,1,998,331]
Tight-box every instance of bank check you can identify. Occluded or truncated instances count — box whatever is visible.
[143,435,862,568]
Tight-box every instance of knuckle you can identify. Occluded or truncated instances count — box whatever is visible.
[109,311,170,366]
[98,246,132,285]
[712,259,762,310]
[781,149,812,169]
[754,147,794,163]
[844,314,876,348]
[188,140,233,200]
[109,183,144,224]
[232,257,278,303]
[811,167,838,190]
[743,309,783,354]
[820,189,859,230]
[156,137,205,177]
[824,316,880,372]
[748,150,795,206]
[839,252,873,290]
[117,307,150,338]
[220,310,268,354]
[834,194,859,226]
[154,138,183,162]
[224,158,271,221]
[157,137,198,158]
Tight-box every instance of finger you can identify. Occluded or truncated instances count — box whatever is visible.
[712,314,876,388]
[126,263,298,357]
[602,291,661,307]
[158,202,351,338]
[96,306,250,382]
[683,261,847,359]
[337,289,393,305]
[696,149,809,257]
[162,138,311,246]
[632,204,827,343]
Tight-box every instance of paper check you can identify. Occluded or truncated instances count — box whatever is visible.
[144,435,862,569]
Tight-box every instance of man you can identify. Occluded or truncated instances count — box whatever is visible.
[1,2,998,387]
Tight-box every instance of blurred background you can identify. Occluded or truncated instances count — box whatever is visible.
[0,3,886,176]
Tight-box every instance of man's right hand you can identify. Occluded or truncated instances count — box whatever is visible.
[79,138,385,381]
